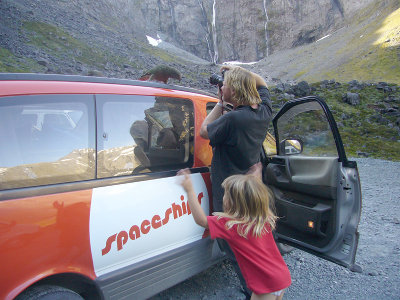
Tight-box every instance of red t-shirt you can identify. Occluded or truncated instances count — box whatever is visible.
[207,215,291,294]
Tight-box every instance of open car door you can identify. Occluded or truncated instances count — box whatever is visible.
[264,96,361,270]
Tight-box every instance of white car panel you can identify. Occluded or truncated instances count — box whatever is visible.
[90,173,209,276]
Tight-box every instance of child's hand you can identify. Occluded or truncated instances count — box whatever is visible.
[177,168,194,193]
[177,169,209,229]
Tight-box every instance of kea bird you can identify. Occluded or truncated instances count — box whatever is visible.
[139,65,182,84]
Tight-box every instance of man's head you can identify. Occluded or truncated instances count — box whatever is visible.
[222,66,261,107]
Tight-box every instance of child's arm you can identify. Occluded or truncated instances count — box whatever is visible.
[177,169,209,229]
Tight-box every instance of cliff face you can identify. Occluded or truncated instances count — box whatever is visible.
[0,0,380,65]
[116,0,376,63]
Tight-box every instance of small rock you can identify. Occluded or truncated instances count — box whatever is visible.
[368,271,379,276]
[356,151,369,158]
[87,70,103,77]
[37,59,49,66]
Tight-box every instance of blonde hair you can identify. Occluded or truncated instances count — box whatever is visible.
[214,174,277,238]
[224,66,261,106]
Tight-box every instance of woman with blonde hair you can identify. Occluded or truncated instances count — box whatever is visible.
[200,65,273,298]
[177,169,291,300]
[222,66,263,107]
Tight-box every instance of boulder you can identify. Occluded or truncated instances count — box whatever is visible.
[274,82,292,93]
[341,113,351,120]
[292,81,311,97]
[376,82,394,93]
[37,59,49,66]
[356,151,370,157]
[342,92,361,105]
[384,95,400,103]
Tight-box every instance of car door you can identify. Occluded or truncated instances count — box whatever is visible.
[264,96,361,270]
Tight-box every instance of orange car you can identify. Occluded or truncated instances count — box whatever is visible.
[0,74,362,300]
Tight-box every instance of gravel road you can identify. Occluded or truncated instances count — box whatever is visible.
[150,158,400,299]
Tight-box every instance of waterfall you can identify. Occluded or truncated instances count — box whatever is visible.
[212,0,218,64]
[196,0,214,62]
[168,0,177,40]
[263,0,270,57]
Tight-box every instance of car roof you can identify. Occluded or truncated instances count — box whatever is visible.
[0,73,216,98]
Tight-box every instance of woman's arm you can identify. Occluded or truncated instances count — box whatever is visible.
[199,100,223,139]
[177,169,209,229]
[220,65,267,88]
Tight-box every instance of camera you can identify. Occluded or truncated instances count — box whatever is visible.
[209,70,225,88]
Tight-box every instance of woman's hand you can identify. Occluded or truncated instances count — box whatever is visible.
[220,65,234,73]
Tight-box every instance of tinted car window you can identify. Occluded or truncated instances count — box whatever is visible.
[96,95,194,177]
[0,95,95,189]
[276,101,337,157]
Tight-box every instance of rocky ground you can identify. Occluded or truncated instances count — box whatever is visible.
[150,158,400,300]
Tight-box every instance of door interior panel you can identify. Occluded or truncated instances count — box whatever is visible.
[267,156,338,200]
[264,96,361,268]
[289,156,338,188]
[266,156,339,249]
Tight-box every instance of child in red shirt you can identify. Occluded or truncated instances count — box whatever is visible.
[177,169,291,300]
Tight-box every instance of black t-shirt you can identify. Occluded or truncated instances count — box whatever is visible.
[207,86,272,212]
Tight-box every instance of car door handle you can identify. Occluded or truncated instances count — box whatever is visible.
[270,157,285,165]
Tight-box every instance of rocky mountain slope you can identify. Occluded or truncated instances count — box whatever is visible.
[1,0,377,64]
[1,0,398,85]
[248,0,400,85]
[0,0,399,160]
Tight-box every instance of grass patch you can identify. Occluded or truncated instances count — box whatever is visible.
[0,47,46,72]
[323,5,400,84]
[294,70,307,79]
[23,21,109,67]
[22,21,141,71]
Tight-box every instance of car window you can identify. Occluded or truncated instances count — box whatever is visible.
[263,131,277,156]
[0,95,95,190]
[276,101,337,157]
[96,95,194,178]
[206,102,216,115]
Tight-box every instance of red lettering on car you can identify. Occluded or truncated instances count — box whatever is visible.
[102,233,117,256]
[152,215,162,229]
[162,207,172,225]
[180,195,187,214]
[101,192,204,255]
[117,231,128,250]
[129,225,141,240]
[141,220,151,234]
[198,192,204,204]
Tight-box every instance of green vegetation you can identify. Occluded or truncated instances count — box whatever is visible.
[23,21,105,67]
[22,21,141,71]
[322,5,400,85]
[270,82,400,161]
[0,47,46,72]
[294,70,307,79]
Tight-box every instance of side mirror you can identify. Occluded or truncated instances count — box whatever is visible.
[280,139,302,155]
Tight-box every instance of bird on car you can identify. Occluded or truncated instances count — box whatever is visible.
[139,65,182,84]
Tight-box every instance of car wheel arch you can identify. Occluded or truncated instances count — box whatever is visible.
[13,272,101,300]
